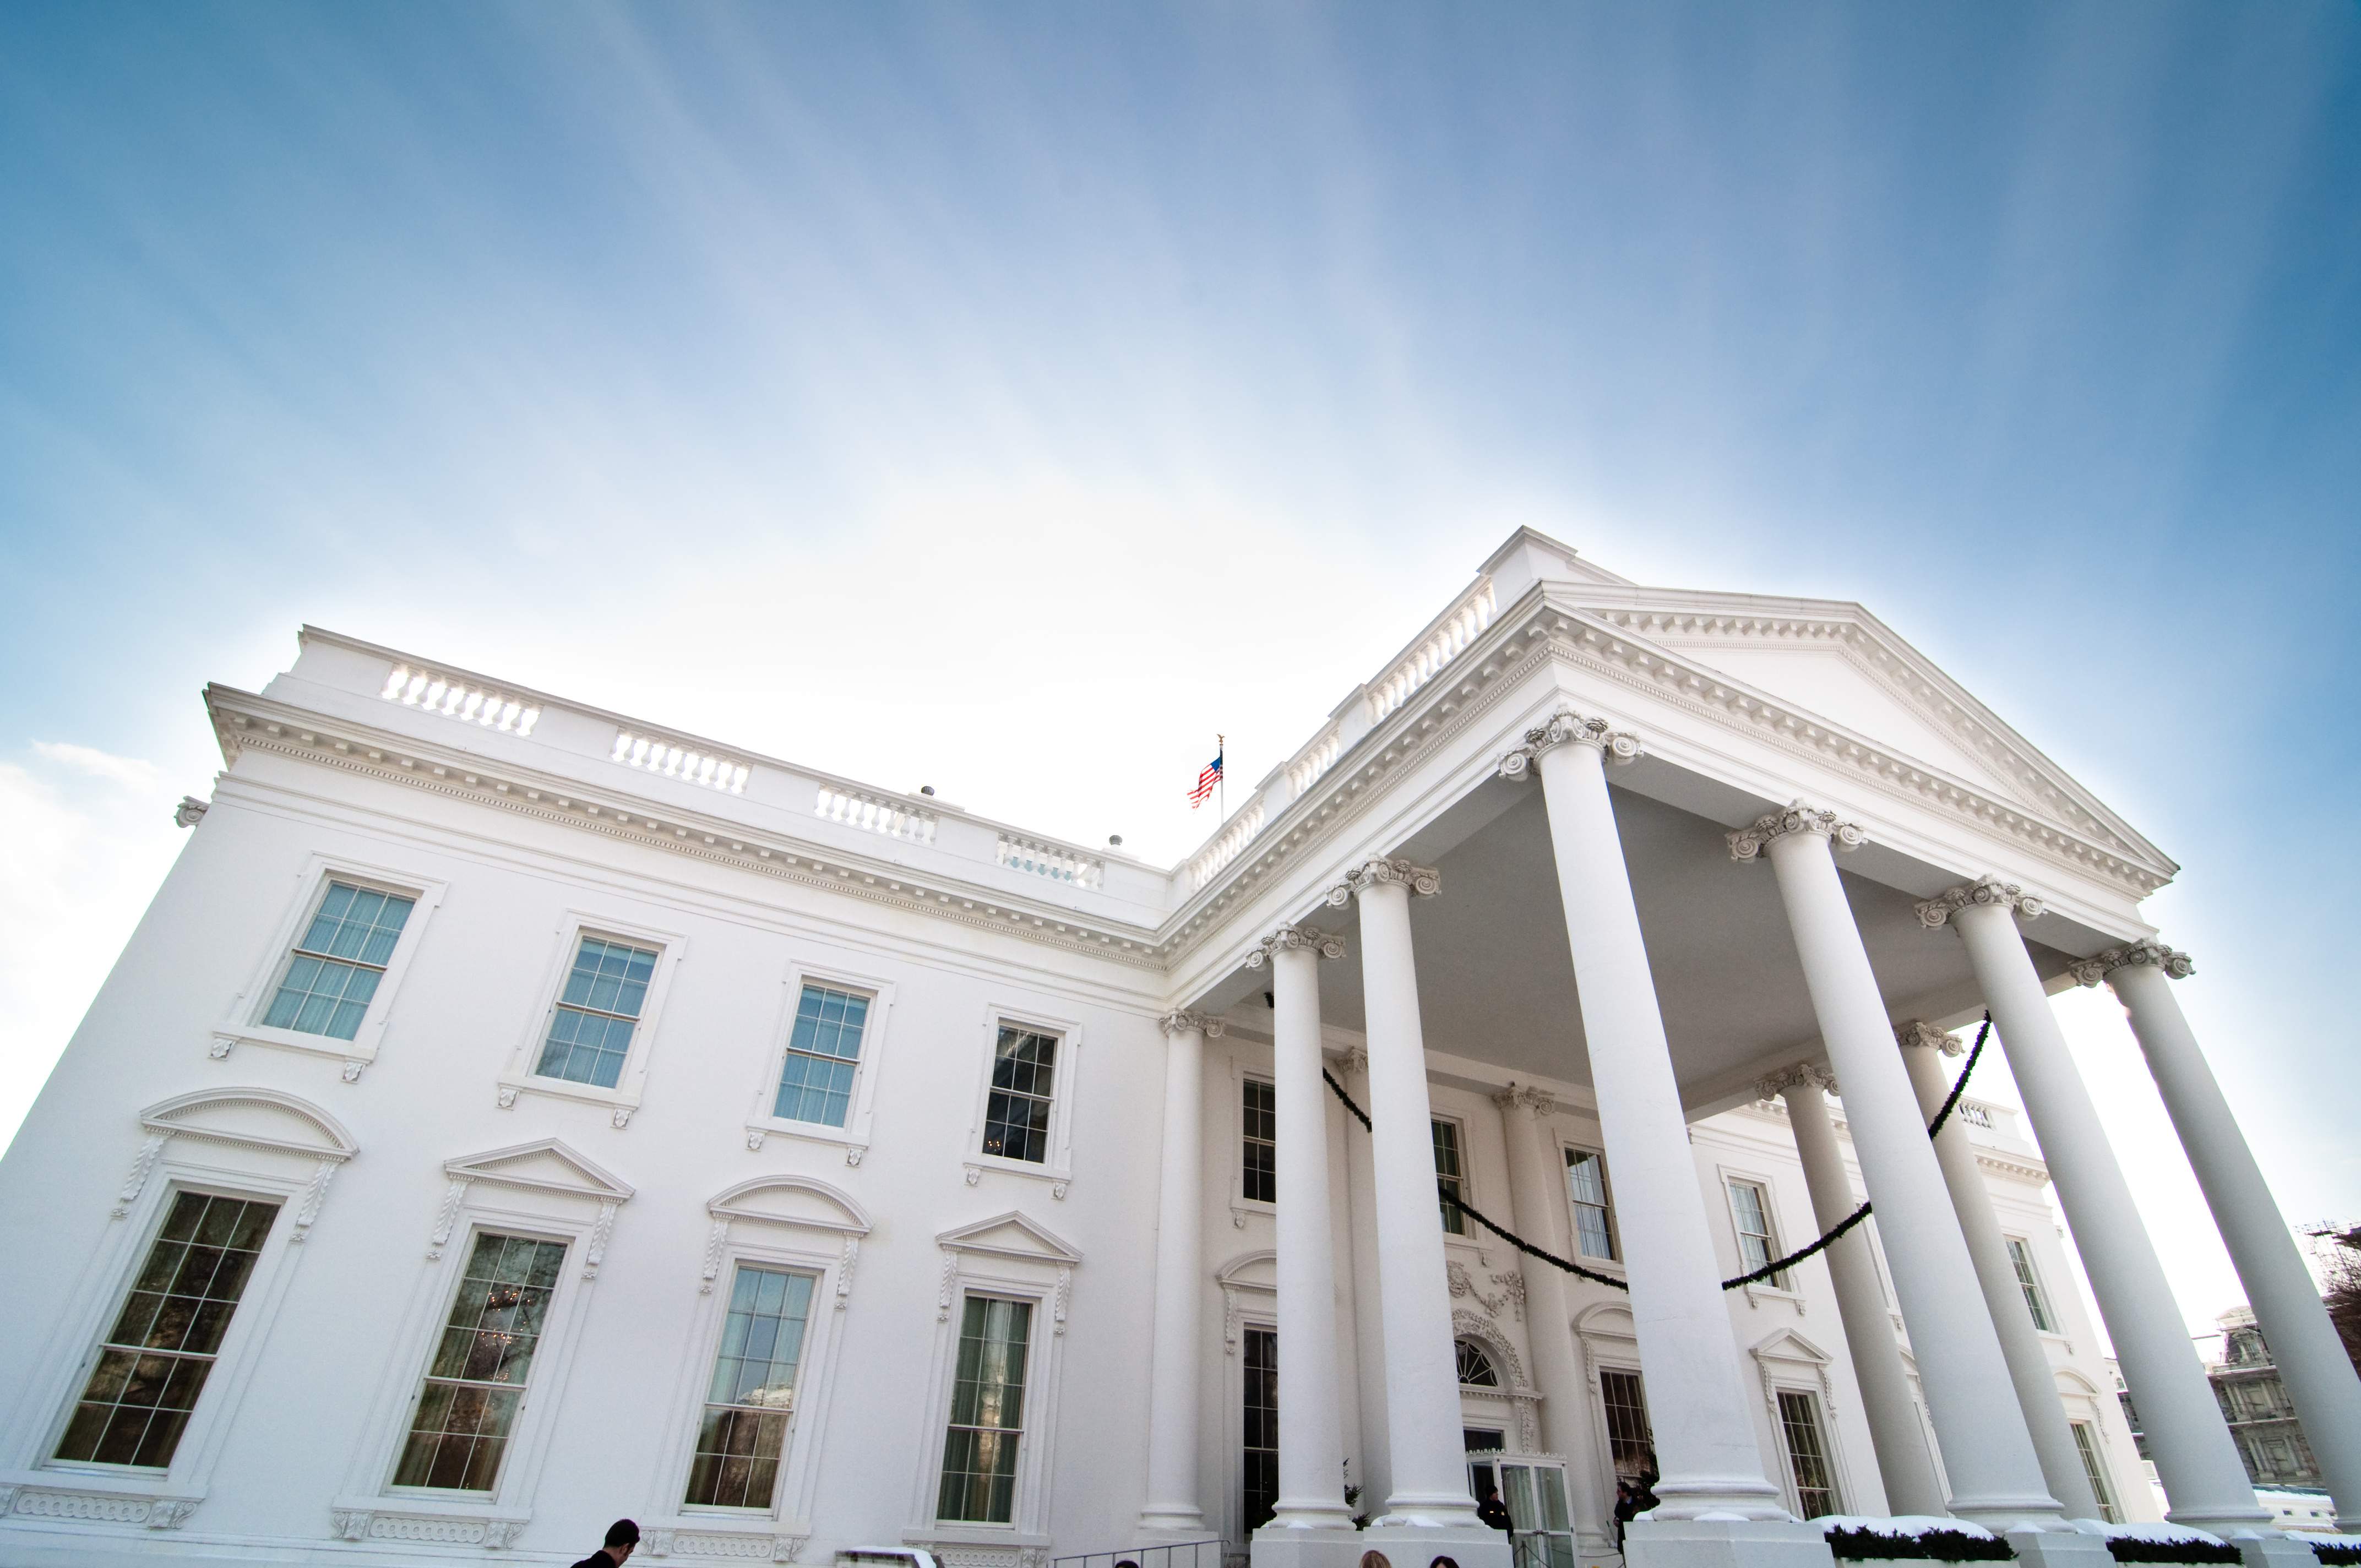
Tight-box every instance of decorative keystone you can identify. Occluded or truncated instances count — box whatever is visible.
[1324,858,1441,906]
[1242,924,1347,968]
[2066,941,2195,987]
[1158,1010,1230,1038]
[1894,1021,1962,1057]
[1498,710,1641,780]
[1755,1064,1838,1100]
[1916,876,2044,929]
[1491,1084,1558,1116]
[1727,803,1868,863]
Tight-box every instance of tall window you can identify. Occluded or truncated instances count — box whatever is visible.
[1727,1179,1788,1289]
[773,984,869,1128]
[394,1233,567,1492]
[1598,1368,1655,1479]
[2071,1421,2119,1523]
[263,881,415,1040]
[981,1027,1058,1164]
[1243,1327,1279,1532]
[1776,1390,1840,1518]
[536,936,657,1090]
[1242,1079,1276,1205]
[1565,1148,1617,1260]
[54,1191,280,1468]
[939,1297,1032,1523]
[2005,1238,2055,1332]
[1433,1118,1467,1235]
[685,1265,815,1509]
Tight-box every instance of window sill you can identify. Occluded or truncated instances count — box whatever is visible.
[1228,1196,1276,1228]
[208,1026,376,1082]
[746,1116,872,1166]
[1,1468,206,1530]
[497,1073,643,1128]
[1739,1281,1803,1312]
[964,1154,1071,1199]
[906,1525,1054,1549]
[333,1493,530,1548]
[643,1512,810,1558]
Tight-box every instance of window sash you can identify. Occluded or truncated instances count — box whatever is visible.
[684,1265,817,1510]
[981,1027,1058,1164]
[1433,1119,1467,1235]
[53,1191,280,1470]
[1456,1337,1500,1387]
[2071,1422,2119,1522]
[263,881,416,1040]
[1598,1368,1655,1477]
[1728,1180,1788,1288]
[1776,1390,1839,1518]
[773,984,871,1128]
[1243,1326,1279,1534]
[393,1233,568,1494]
[1242,1079,1276,1205]
[536,936,660,1090]
[938,1296,1032,1523]
[1565,1149,1617,1261]
[2006,1238,2055,1331]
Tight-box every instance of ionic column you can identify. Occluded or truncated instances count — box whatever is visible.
[1326,858,1486,1533]
[1736,810,2061,1530]
[1140,1010,1222,1533]
[1759,1063,1948,1518]
[1243,926,1361,1537]
[1894,1022,2101,1520]
[1503,713,1793,1522]
[2076,944,2361,1529]
[1494,1085,1616,1556]
[1923,880,2271,1536]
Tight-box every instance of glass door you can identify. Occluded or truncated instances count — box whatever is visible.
[1498,1459,1576,1568]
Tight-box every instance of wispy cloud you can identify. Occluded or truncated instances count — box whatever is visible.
[31,741,161,791]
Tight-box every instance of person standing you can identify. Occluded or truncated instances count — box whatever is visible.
[1477,1485,1514,1534]
[572,1519,640,1567]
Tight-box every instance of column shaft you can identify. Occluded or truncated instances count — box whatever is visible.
[1896,1035,2101,1519]
[1945,897,2268,1533]
[1778,1078,1949,1517]
[2108,959,2361,1529]
[1353,874,1484,1527]
[1267,943,1358,1531]
[1758,826,2060,1528]
[1533,737,1789,1520]
[1140,1015,1210,1532]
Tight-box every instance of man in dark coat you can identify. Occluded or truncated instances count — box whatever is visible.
[572,1518,639,1567]
[1477,1485,1514,1534]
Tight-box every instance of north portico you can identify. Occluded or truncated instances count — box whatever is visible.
[0,527,2351,1568]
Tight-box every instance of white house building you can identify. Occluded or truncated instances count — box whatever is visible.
[0,529,2353,1568]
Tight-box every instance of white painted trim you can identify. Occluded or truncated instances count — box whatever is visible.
[743,954,900,1164]
[960,1001,1087,1198]
[494,907,689,1126]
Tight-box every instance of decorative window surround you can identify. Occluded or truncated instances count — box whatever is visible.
[908,1215,1080,1547]
[816,785,938,844]
[1226,1058,1275,1229]
[1,1090,356,1534]
[380,663,540,737]
[743,960,897,1164]
[1718,1163,1803,1311]
[336,1140,632,1537]
[615,731,751,795]
[1750,1328,1851,1520]
[960,1005,1084,1199]
[1451,1309,1543,1452]
[495,910,687,1128]
[1215,1251,1279,1543]
[209,855,447,1081]
[637,1179,869,1560]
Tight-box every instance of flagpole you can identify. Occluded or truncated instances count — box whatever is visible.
[1216,733,1225,820]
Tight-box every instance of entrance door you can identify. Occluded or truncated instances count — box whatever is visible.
[1463,1451,1575,1568]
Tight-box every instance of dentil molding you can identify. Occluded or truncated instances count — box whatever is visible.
[1325,858,1441,905]
[1915,876,2045,929]
[1726,803,1867,863]
[1242,923,1347,967]
[1496,709,1642,779]
[2066,941,2195,987]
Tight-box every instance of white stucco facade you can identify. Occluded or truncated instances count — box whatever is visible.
[0,530,2350,1568]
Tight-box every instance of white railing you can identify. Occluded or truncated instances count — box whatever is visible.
[1285,727,1342,799]
[612,731,750,794]
[1187,803,1265,890]
[815,784,938,843]
[1957,1102,1995,1129]
[997,834,1103,890]
[1366,579,1498,725]
[380,665,540,737]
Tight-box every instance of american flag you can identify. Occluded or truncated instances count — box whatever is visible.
[1188,748,1223,809]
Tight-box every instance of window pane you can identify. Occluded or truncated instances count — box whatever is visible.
[1433,1119,1466,1235]
[1777,1390,1838,1518]
[2007,1238,2055,1332]
[1242,1079,1276,1206]
[1243,1327,1279,1533]
[1456,1337,1500,1387]
[395,1232,567,1494]
[939,1297,1032,1523]
[684,1265,814,1509]
[2072,1422,2119,1523]
[55,1192,281,1469]
[1598,1368,1656,1479]
[264,951,383,1041]
[1566,1150,1617,1261]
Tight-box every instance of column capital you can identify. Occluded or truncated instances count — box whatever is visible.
[1727,802,1868,863]
[1497,709,1641,780]
[1158,1010,1227,1039]
[1895,1020,1963,1057]
[1324,858,1440,905]
[1492,1083,1558,1117]
[1917,876,2045,929]
[2066,941,2196,987]
[1755,1063,1839,1100]
[1243,923,1347,968]
[1332,1046,1369,1077]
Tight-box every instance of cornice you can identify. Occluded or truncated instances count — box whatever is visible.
[1973,1149,2051,1184]
[206,691,1171,973]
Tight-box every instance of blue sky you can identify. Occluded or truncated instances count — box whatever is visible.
[2,3,2355,1341]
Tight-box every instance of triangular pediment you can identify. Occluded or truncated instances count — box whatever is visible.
[446,1139,634,1202]
[143,1088,356,1161]
[1750,1326,1834,1365]
[710,1175,871,1235]
[936,1210,1081,1264]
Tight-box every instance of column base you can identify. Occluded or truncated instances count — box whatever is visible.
[1624,1517,1834,1568]
[1252,1524,1366,1568]
[2002,1529,2114,1568]
[1358,1522,1513,1568]
[2225,1534,2320,1568]
[1135,1509,1212,1540]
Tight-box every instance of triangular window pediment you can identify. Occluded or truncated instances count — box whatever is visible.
[444,1139,633,1202]
[936,1211,1081,1264]
[1751,1326,1834,1366]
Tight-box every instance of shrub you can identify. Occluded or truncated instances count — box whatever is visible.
[1825,1526,2016,1562]
[2102,1539,2242,1566]
[2311,1544,2361,1568]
